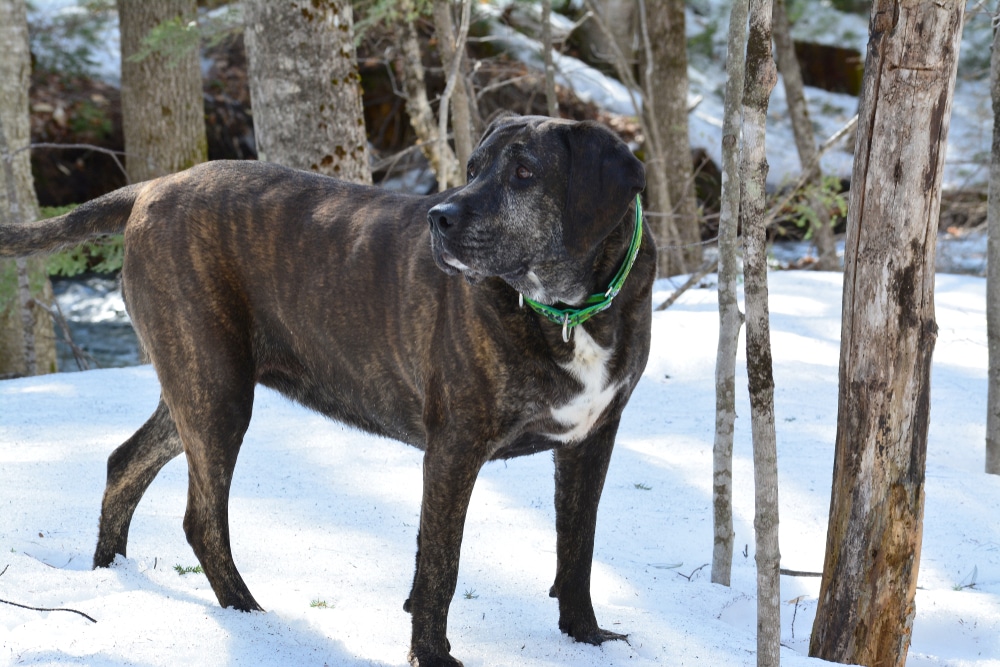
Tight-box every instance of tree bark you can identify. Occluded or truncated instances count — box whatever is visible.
[740,2,780,664]
[0,0,57,378]
[117,0,207,183]
[712,0,749,588]
[432,0,474,186]
[809,2,964,665]
[986,1,1000,475]
[541,0,559,118]
[641,0,702,274]
[396,0,458,190]
[578,0,635,77]
[772,0,837,270]
[244,0,371,184]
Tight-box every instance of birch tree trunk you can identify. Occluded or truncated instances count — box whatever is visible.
[711,0,749,588]
[396,0,458,190]
[772,0,837,270]
[244,0,371,184]
[741,2,780,664]
[809,2,964,665]
[432,0,474,186]
[986,1,1000,475]
[117,0,207,182]
[641,0,702,273]
[0,0,57,378]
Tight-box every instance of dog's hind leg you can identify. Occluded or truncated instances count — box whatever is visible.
[157,348,261,612]
[94,398,183,568]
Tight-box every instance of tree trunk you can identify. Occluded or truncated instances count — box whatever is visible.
[578,0,635,77]
[740,2,780,665]
[0,0,57,378]
[396,0,458,190]
[584,0,685,278]
[809,2,964,665]
[641,0,702,274]
[541,0,559,118]
[986,1,1000,475]
[117,0,207,183]
[772,0,837,270]
[711,0,749,588]
[244,0,371,184]
[432,0,474,186]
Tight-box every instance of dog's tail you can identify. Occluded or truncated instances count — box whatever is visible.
[0,183,142,257]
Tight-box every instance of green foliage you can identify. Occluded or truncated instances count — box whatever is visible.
[125,5,243,67]
[174,564,204,575]
[39,206,124,277]
[128,16,200,67]
[462,589,478,600]
[788,175,848,240]
[686,18,719,64]
[633,482,652,491]
[310,599,331,608]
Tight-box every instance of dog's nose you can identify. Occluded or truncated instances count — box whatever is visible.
[428,202,460,235]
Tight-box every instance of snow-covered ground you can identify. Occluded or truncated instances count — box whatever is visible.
[1,271,993,667]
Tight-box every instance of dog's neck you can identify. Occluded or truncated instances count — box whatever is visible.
[587,199,642,298]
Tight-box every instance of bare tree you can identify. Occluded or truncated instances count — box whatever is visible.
[740,0,780,664]
[772,0,837,270]
[809,2,965,665]
[582,0,679,277]
[117,0,207,183]
[541,0,559,118]
[987,1,1000,475]
[711,0,749,588]
[578,0,634,74]
[244,0,371,184]
[0,0,56,377]
[640,0,702,275]
[432,0,474,185]
[395,0,459,189]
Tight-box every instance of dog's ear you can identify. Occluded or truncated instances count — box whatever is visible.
[562,121,646,257]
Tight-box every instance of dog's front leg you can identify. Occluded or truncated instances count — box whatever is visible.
[550,417,628,645]
[405,443,482,667]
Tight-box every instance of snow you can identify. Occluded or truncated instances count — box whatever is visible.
[1,270,994,667]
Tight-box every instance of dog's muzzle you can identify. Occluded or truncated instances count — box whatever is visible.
[428,202,485,280]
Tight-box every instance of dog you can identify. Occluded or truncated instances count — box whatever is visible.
[1,114,654,666]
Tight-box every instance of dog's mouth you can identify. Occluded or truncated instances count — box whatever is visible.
[433,246,489,284]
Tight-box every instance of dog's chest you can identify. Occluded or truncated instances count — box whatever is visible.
[546,328,620,443]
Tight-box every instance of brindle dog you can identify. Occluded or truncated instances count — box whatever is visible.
[1,114,654,666]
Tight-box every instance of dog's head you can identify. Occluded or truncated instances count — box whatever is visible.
[427,115,645,305]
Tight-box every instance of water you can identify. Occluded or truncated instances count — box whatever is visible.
[51,275,141,372]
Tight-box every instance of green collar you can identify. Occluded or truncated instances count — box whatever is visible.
[521,195,643,342]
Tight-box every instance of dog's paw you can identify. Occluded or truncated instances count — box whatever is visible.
[559,617,629,646]
[407,648,463,667]
[570,626,629,646]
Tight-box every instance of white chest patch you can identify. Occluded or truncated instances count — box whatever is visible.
[548,328,620,443]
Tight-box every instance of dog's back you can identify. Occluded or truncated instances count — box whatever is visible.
[119,160,452,446]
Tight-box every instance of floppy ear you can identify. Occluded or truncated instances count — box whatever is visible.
[562,121,646,257]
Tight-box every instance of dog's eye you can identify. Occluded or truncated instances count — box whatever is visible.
[515,165,533,180]
[467,165,476,181]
